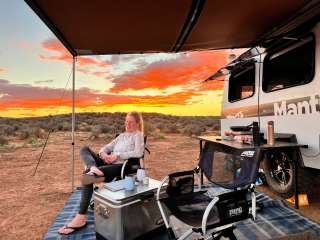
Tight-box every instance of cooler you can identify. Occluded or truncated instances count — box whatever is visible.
[94,178,164,240]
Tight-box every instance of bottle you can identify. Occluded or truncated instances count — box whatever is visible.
[252,122,260,146]
[267,121,275,145]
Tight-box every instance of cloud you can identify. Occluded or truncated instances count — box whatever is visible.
[109,50,227,93]
[130,91,200,106]
[18,42,29,49]
[34,79,54,84]
[0,68,6,73]
[39,39,109,68]
[0,79,201,111]
[77,68,110,78]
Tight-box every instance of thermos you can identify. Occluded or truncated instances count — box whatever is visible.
[252,121,260,146]
[267,121,275,145]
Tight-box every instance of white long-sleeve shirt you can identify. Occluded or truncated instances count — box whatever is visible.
[102,131,144,164]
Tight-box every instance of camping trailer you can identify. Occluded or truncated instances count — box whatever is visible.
[217,22,320,197]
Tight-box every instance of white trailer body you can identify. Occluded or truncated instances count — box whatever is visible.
[220,23,320,196]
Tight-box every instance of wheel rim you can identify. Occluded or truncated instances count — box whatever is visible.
[270,152,293,188]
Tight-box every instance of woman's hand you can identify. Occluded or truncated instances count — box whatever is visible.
[102,154,118,164]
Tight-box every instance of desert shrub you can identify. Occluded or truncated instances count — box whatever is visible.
[152,131,166,140]
[165,124,179,133]
[56,124,64,131]
[113,123,124,133]
[181,124,204,136]
[2,125,16,136]
[83,125,92,132]
[27,137,38,145]
[19,130,30,140]
[35,128,46,139]
[61,121,71,131]
[100,125,112,134]
[144,122,155,135]
[0,136,8,145]
[155,122,165,132]
[90,126,101,139]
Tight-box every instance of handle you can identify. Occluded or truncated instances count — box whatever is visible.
[139,192,154,201]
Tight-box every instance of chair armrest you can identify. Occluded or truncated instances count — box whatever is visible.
[120,157,141,179]
[120,160,129,179]
[202,196,219,234]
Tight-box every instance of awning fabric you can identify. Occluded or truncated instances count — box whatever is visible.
[25,0,316,56]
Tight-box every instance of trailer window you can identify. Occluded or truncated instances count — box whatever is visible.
[263,36,315,92]
[228,64,255,102]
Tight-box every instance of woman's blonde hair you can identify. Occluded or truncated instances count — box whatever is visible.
[127,111,144,133]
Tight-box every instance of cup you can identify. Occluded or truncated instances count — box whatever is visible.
[267,121,275,145]
[123,176,134,190]
[137,168,146,182]
[143,176,149,185]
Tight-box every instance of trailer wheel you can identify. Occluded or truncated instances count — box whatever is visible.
[263,151,295,198]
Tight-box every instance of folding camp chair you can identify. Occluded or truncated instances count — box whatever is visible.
[89,135,150,209]
[156,141,263,240]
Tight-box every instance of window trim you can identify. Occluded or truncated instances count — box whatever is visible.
[228,63,256,103]
[262,34,315,93]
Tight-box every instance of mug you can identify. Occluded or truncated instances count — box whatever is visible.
[123,176,134,190]
[136,168,146,182]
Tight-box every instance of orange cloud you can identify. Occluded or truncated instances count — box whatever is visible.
[39,39,108,68]
[129,91,200,106]
[0,79,200,111]
[109,50,227,93]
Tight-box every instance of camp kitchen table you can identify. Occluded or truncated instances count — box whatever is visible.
[94,178,164,240]
[197,135,308,209]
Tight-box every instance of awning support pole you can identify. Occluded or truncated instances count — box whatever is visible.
[71,56,76,192]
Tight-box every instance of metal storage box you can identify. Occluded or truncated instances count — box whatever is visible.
[94,178,163,240]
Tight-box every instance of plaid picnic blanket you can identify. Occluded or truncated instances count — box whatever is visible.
[43,188,320,240]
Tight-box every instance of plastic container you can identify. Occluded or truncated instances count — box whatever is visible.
[124,176,135,190]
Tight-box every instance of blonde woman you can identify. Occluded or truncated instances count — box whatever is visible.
[58,112,144,235]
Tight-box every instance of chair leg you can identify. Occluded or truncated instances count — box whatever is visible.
[221,226,237,240]
[166,227,177,240]
[212,226,237,240]
[89,199,94,210]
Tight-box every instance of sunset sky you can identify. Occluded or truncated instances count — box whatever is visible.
[0,0,236,118]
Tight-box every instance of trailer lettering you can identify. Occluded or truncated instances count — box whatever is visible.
[274,95,320,116]
[287,103,297,115]
[274,101,287,116]
[297,101,310,114]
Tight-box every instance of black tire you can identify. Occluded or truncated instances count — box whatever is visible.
[263,151,295,198]
[262,150,316,198]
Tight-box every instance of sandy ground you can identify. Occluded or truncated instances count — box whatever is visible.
[0,132,319,240]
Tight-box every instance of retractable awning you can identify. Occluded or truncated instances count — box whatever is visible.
[24,0,316,56]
